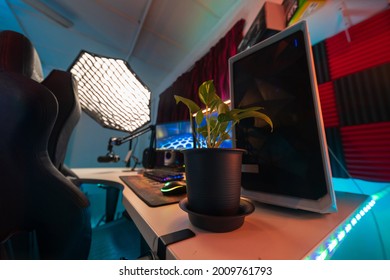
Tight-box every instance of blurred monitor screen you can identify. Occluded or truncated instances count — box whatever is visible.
[156,121,194,150]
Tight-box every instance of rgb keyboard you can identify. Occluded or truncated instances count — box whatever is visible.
[143,169,184,182]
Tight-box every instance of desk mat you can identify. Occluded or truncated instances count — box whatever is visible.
[120,175,186,207]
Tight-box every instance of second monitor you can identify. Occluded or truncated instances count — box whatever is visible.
[229,21,337,213]
[155,120,194,169]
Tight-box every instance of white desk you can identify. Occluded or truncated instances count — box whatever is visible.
[73,168,374,260]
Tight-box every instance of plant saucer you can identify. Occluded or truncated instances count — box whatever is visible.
[179,197,255,233]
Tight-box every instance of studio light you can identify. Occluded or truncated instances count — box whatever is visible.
[69,51,151,133]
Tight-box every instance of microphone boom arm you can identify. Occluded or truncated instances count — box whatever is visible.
[100,125,155,166]
[106,125,155,152]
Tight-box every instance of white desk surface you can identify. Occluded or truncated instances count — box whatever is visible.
[73,167,369,260]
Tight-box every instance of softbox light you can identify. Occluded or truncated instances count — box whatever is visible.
[69,51,151,132]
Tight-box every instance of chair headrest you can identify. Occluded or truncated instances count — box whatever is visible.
[0,30,43,82]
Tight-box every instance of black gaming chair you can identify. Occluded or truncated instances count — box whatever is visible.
[0,30,141,259]
[41,68,137,254]
[41,69,120,223]
[0,30,91,259]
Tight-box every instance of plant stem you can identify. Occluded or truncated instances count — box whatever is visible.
[205,105,211,147]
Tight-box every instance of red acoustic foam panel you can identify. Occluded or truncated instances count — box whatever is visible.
[341,122,390,182]
[326,9,390,80]
[318,82,339,128]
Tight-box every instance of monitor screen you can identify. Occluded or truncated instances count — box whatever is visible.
[155,120,194,150]
[229,21,337,213]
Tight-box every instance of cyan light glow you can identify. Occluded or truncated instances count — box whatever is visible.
[70,51,151,132]
[327,239,338,253]
[306,186,390,260]
[337,230,346,242]
[345,223,352,233]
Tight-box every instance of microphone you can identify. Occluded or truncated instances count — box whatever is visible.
[97,154,120,163]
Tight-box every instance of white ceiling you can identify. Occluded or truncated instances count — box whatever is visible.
[1,0,248,96]
[1,0,388,101]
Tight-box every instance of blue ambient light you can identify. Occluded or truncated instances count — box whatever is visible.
[306,186,390,260]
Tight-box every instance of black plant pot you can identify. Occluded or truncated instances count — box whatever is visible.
[182,148,245,216]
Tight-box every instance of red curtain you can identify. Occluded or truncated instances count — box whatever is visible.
[156,19,245,124]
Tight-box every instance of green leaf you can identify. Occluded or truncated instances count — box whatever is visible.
[174,95,200,114]
[208,118,218,137]
[217,112,234,123]
[230,107,264,117]
[198,80,217,106]
[209,96,222,113]
[236,111,273,131]
[174,80,273,149]
[218,102,229,115]
[197,125,208,136]
[195,110,204,126]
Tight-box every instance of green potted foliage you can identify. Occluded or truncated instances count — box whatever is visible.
[174,80,273,232]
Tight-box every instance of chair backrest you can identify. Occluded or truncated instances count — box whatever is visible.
[42,70,81,175]
[0,30,91,259]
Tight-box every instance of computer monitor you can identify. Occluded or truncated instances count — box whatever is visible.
[229,21,337,213]
[155,120,194,150]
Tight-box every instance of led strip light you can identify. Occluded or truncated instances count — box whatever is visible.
[306,187,390,260]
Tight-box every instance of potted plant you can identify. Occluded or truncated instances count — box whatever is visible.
[174,80,273,232]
